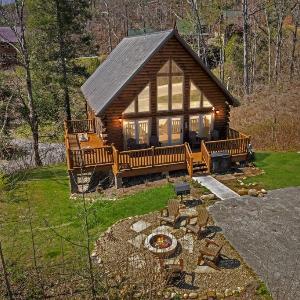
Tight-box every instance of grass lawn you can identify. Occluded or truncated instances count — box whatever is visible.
[246,152,300,189]
[0,164,175,265]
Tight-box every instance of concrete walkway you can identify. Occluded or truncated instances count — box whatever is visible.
[209,187,300,299]
[193,175,240,200]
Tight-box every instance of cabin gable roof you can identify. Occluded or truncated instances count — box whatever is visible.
[81,29,239,115]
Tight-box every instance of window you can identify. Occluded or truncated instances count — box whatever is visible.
[123,84,150,114]
[189,113,214,138]
[190,81,212,109]
[157,59,183,111]
[123,119,150,148]
[158,116,183,146]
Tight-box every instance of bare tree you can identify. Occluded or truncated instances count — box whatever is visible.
[187,0,208,65]
[290,1,300,79]
[243,0,251,94]
[0,0,42,166]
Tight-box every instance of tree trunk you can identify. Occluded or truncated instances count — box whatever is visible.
[242,0,250,94]
[0,241,13,300]
[55,0,72,121]
[274,0,285,82]
[264,8,272,84]
[18,2,42,167]
[290,3,299,79]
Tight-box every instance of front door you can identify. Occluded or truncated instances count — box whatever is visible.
[158,116,183,146]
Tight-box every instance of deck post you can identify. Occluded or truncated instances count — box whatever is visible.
[68,171,79,194]
[151,146,155,167]
[114,175,123,189]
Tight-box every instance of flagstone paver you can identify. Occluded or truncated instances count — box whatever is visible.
[130,220,151,233]
[179,234,194,254]
[209,187,300,300]
[127,233,147,249]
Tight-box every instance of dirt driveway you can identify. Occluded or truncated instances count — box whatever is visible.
[209,187,300,300]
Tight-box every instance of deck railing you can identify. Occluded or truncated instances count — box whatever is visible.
[64,119,95,134]
[68,146,113,169]
[65,124,250,176]
[114,144,186,173]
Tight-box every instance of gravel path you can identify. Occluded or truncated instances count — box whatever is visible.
[0,139,65,173]
[209,187,300,300]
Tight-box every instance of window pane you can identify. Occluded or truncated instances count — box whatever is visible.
[124,100,135,114]
[190,81,201,108]
[172,76,183,110]
[138,84,150,112]
[158,118,169,146]
[202,94,213,108]
[158,60,170,74]
[199,114,212,137]
[171,117,182,145]
[157,77,169,111]
[189,116,199,133]
[138,120,149,144]
[123,120,136,142]
[172,60,182,73]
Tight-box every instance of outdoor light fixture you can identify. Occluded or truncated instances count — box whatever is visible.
[212,107,220,115]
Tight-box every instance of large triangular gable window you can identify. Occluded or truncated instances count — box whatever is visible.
[157,59,183,111]
[123,84,150,114]
[190,81,213,109]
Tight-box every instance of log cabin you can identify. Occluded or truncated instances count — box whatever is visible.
[64,29,251,192]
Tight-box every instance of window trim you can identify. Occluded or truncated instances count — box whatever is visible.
[123,118,151,149]
[189,113,214,139]
[157,115,184,146]
[157,59,184,112]
[189,80,213,110]
[123,83,150,115]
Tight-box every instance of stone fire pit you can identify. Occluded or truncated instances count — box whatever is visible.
[144,231,177,258]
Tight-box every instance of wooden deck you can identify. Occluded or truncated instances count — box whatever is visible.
[64,120,251,179]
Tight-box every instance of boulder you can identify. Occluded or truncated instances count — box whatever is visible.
[188,292,199,299]
[224,289,233,297]
[261,189,267,194]
[183,294,189,299]
[248,189,258,197]
[207,290,216,297]
[237,188,248,196]
[201,194,215,201]
[216,291,225,299]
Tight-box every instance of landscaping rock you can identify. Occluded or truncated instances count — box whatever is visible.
[201,194,215,201]
[224,289,233,297]
[216,291,225,299]
[237,188,248,196]
[133,292,142,298]
[183,293,189,299]
[248,189,258,197]
[261,189,267,194]
[207,290,216,297]
[188,292,198,299]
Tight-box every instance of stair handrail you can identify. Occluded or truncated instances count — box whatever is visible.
[184,142,193,177]
[201,140,211,173]
[111,144,119,175]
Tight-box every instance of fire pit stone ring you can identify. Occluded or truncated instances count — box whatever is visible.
[144,231,177,258]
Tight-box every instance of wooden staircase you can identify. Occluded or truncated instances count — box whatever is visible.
[191,152,208,174]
